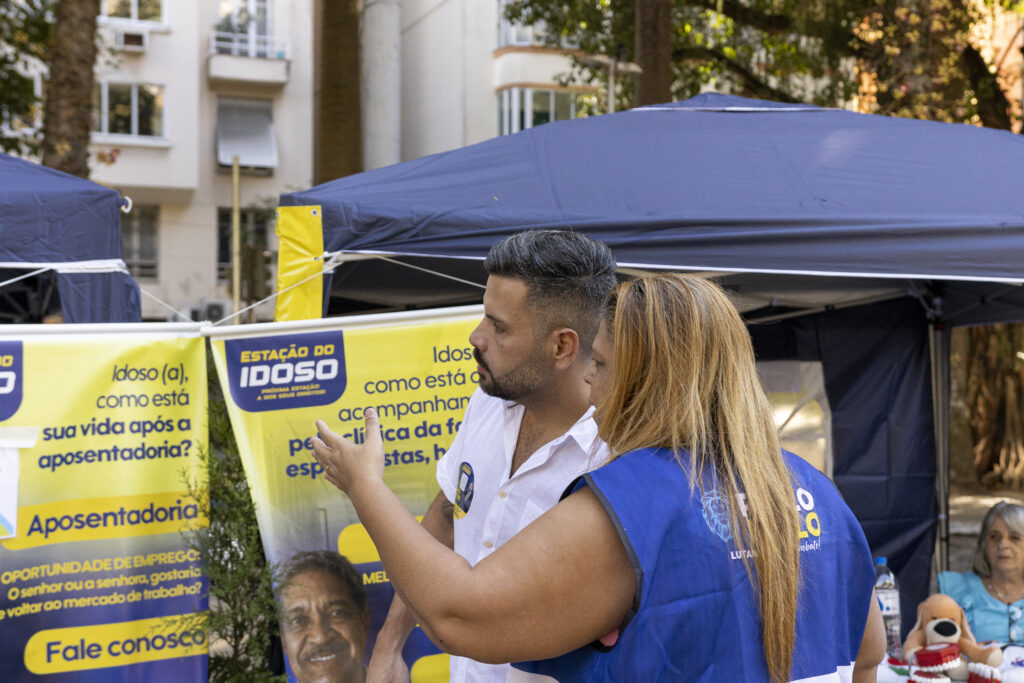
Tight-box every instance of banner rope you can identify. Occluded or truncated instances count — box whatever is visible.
[0,267,51,290]
[210,252,346,326]
[138,287,196,322]
[145,250,485,326]
[356,254,487,290]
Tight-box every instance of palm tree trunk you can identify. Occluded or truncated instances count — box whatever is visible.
[41,0,99,178]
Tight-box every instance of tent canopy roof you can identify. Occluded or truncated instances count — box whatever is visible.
[283,93,1024,290]
[0,152,140,322]
[0,152,124,263]
[281,94,1024,325]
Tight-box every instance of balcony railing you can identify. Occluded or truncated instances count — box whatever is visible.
[210,31,290,60]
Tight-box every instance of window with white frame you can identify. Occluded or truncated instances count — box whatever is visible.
[497,87,578,136]
[121,204,159,279]
[215,0,273,57]
[100,0,162,23]
[497,0,545,47]
[92,82,164,138]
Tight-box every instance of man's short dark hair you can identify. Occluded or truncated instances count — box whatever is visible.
[484,230,616,349]
[278,550,369,618]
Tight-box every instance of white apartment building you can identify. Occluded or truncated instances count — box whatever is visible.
[90,0,314,322]
[395,0,591,163]
[87,0,583,321]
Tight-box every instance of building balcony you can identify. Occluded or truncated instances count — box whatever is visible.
[207,31,290,88]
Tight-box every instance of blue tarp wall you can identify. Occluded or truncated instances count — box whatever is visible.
[751,298,936,629]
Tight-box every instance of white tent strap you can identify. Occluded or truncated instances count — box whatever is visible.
[210,252,343,326]
[322,251,487,290]
[138,253,338,326]
[138,287,197,323]
[321,250,1024,286]
[0,267,51,291]
[636,105,835,113]
[0,259,129,274]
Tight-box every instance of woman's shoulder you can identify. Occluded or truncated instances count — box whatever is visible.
[585,448,693,505]
[938,571,983,602]
[596,447,678,471]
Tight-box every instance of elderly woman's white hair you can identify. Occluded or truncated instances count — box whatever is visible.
[973,501,1024,578]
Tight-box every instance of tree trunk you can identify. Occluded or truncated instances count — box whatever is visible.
[958,19,1024,488]
[41,0,99,178]
[313,0,362,184]
[967,324,1024,488]
[634,0,672,106]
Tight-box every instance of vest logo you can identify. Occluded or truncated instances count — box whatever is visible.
[453,462,474,520]
[795,485,823,552]
[0,341,23,421]
[225,331,347,413]
[701,488,732,543]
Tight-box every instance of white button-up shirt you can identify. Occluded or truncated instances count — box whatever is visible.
[436,388,606,682]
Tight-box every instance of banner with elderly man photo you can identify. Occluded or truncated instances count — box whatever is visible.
[207,307,484,683]
[0,324,208,682]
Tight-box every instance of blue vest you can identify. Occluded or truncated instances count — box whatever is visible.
[513,448,875,682]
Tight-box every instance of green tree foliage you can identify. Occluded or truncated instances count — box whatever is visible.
[181,349,282,682]
[504,0,1022,122]
[853,0,1019,126]
[0,0,52,155]
[504,0,869,107]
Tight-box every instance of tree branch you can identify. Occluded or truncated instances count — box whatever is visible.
[959,44,1013,132]
[673,45,800,102]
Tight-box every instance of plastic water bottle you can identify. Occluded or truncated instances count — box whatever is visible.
[874,556,902,659]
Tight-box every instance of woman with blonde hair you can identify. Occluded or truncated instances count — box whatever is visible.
[312,273,884,681]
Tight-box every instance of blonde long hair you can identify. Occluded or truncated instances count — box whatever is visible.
[599,274,800,683]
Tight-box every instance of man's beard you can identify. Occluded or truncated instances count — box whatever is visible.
[474,346,547,401]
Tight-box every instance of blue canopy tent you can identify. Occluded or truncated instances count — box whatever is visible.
[0,152,140,323]
[280,93,1024,628]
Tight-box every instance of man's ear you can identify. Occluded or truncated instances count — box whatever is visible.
[549,328,580,369]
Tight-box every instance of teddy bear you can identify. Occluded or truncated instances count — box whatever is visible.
[903,593,1002,681]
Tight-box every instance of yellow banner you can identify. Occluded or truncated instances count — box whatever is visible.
[0,326,208,681]
[209,307,483,682]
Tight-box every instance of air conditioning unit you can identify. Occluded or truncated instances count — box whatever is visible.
[115,29,149,52]
[199,298,233,323]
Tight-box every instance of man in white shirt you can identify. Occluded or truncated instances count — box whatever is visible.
[366,230,616,682]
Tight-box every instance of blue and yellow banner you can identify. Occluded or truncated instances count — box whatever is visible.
[208,307,483,683]
[0,325,208,682]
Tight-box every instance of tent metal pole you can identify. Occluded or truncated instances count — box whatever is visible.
[232,155,241,324]
[930,322,951,574]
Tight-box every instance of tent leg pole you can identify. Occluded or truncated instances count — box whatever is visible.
[930,322,951,575]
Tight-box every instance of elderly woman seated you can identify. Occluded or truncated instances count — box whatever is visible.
[940,501,1024,643]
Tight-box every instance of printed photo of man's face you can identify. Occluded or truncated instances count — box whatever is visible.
[279,553,370,683]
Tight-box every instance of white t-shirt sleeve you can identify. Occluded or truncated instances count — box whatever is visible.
[436,389,479,501]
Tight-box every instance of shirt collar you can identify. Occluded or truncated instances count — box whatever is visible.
[502,400,604,452]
